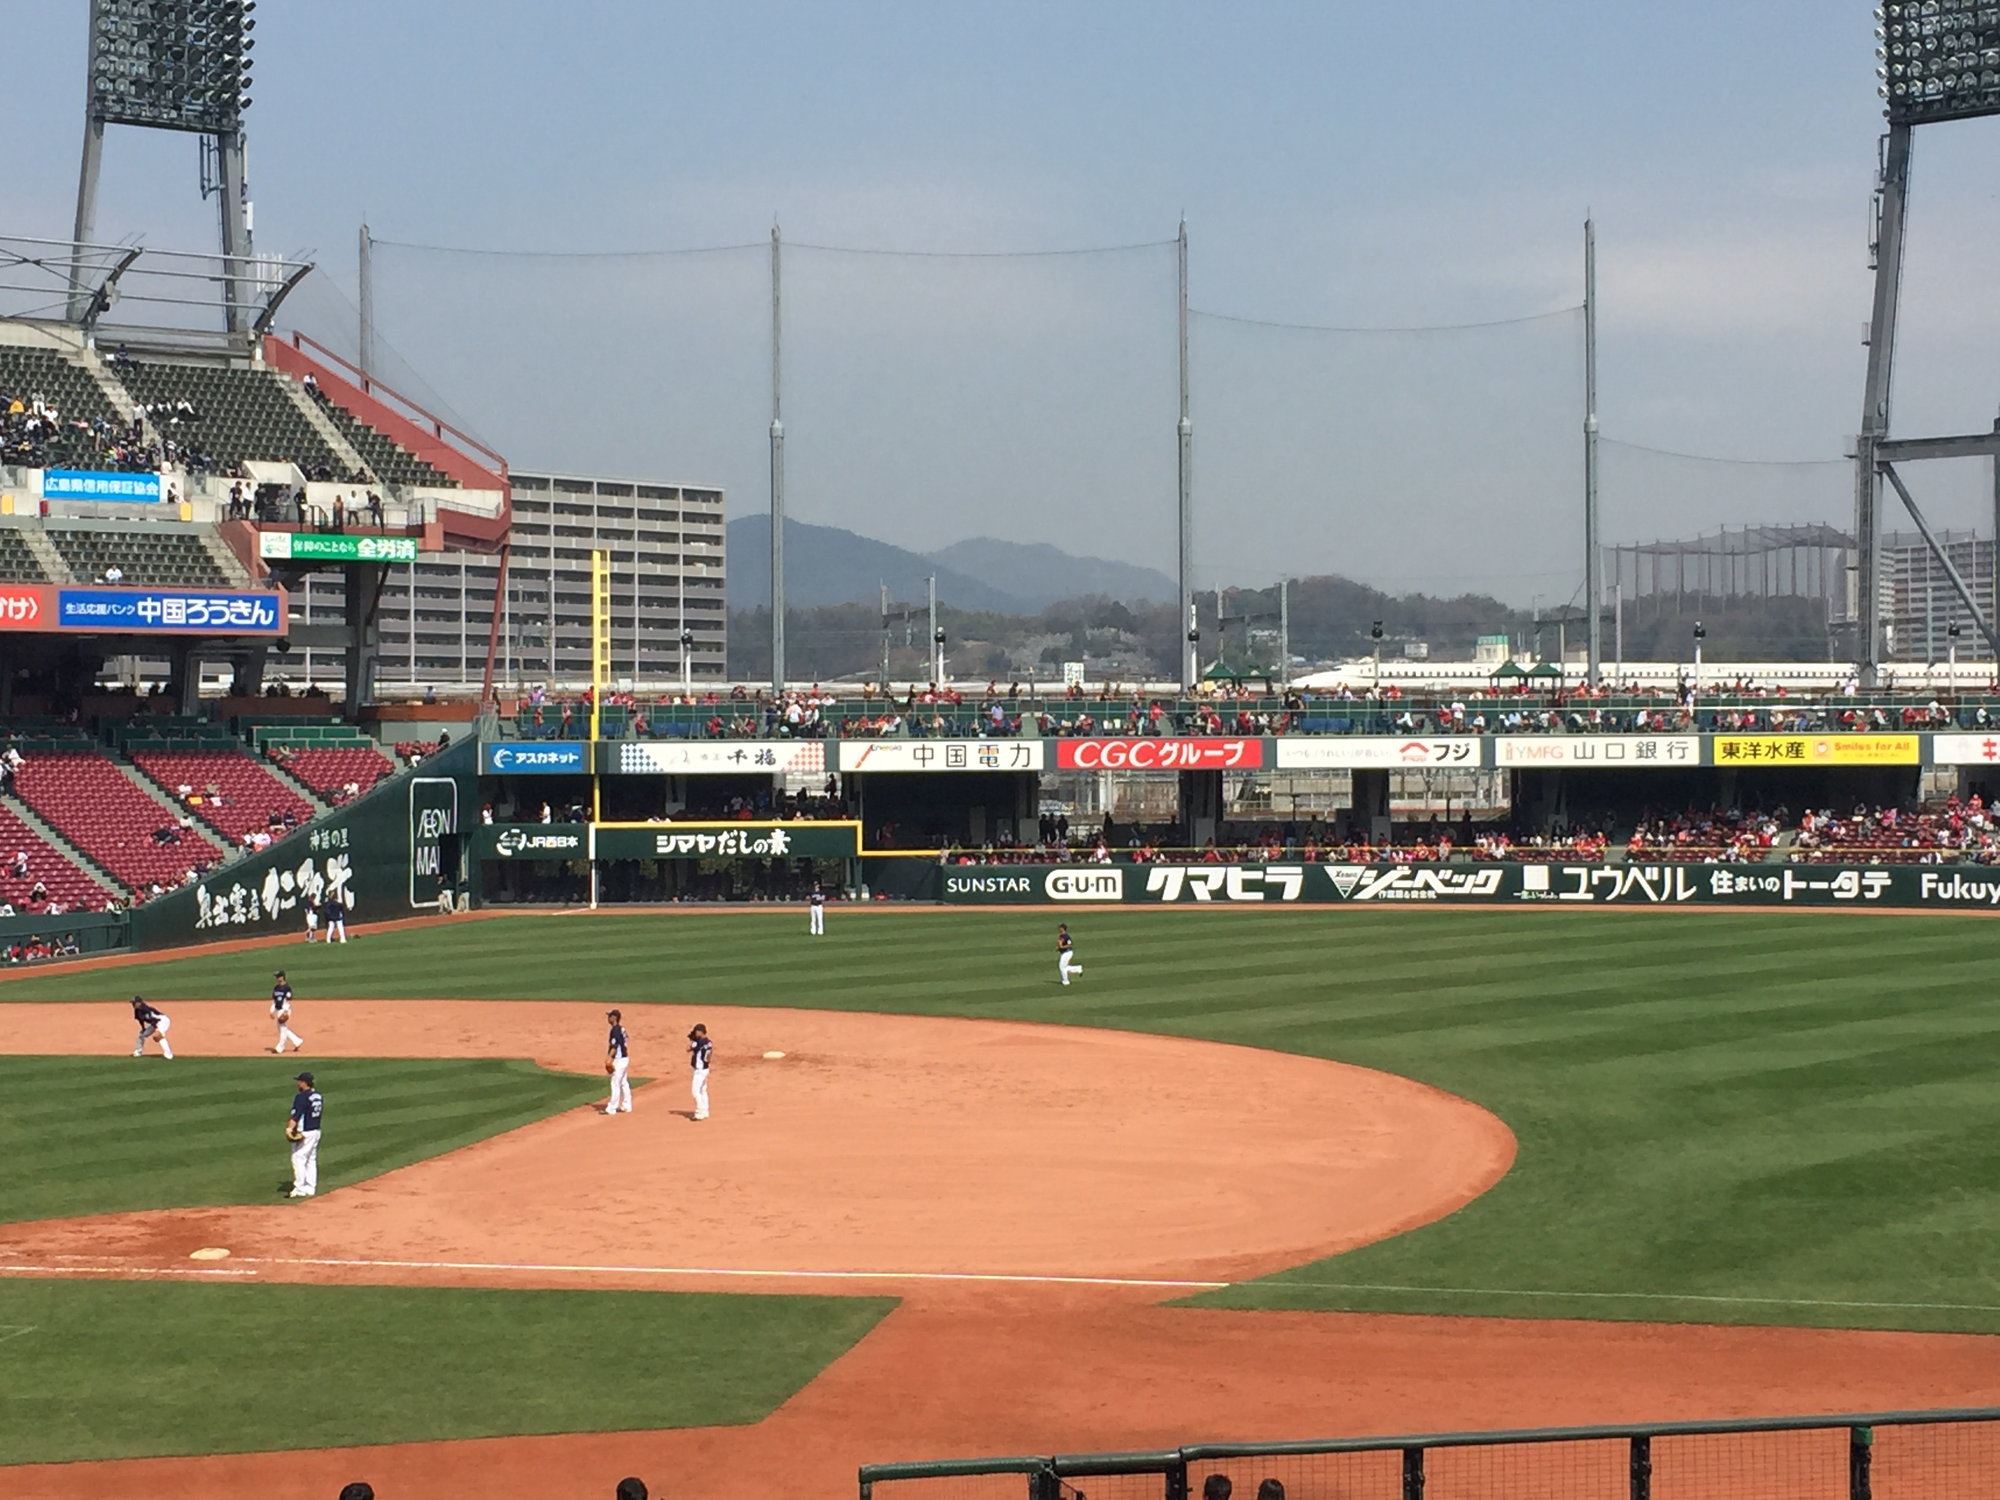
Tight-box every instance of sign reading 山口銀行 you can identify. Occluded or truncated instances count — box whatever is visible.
[480,741,588,775]
[41,470,164,502]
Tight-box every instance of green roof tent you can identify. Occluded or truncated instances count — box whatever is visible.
[1201,663,1246,683]
[1526,661,1565,679]
[1490,661,1527,679]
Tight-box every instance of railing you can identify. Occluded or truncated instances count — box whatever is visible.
[860,1407,2000,1500]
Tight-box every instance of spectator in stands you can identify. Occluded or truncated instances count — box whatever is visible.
[338,1484,374,1500]
[9,851,25,880]
[332,493,346,531]
[57,933,79,956]
[101,566,123,584]
[367,492,384,527]
[1203,1478,1232,1500]
[615,1480,648,1500]
[1256,1484,1285,1500]
[303,371,324,403]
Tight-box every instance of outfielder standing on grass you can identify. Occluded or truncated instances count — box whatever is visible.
[688,1023,711,1120]
[602,1008,632,1115]
[1057,923,1083,986]
[285,1071,322,1198]
[131,995,174,1058]
[808,880,826,936]
[270,969,304,1055]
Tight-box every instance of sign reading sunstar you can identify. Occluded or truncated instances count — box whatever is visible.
[1055,737,1265,770]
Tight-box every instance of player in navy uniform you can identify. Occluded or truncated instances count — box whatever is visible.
[322,894,348,944]
[1057,923,1083,986]
[808,881,826,936]
[270,970,304,1054]
[285,1071,323,1197]
[602,1008,632,1115]
[687,1023,712,1120]
[131,995,174,1058]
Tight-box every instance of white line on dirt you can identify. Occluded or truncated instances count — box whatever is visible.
[1249,1281,2000,1314]
[239,1255,1229,1290]
[0,1265,258,1278]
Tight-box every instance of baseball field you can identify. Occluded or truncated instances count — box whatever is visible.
[2,905,1998,1497]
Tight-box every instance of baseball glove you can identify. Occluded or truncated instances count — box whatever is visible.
[284,1122,304,1143]
[604,1060,616,1075]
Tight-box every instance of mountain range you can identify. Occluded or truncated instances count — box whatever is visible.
[725,515,1176,614]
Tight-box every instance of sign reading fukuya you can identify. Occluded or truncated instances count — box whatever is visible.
[617,740,827,776]
[1055,737,1264,770]
[259,532,419,563]
[56,588,282,634]
[838,739,1045,773]
[1493,736,1699,768]
[482,742,588,775]
[1274,737,1480,769]
[42,469,163,502]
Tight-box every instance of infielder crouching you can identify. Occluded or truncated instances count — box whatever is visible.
[131,995,174,1058]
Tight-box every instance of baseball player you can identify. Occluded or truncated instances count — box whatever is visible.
[321,894,348,944]
[1057,923,1083,986]
[808,881,826,936]
[131,995,174,1058]
[687,1023,711,1120]
[284,1071,323,1197]
[269,970,304,1055]
[303,897,320,943]
[603,1008,632,1114]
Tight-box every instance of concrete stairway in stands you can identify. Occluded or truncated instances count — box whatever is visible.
[0,790,122,897]
[112,759,230,861]
[279,375,370,479]
[15,528,70,583]
[260,754,332,816]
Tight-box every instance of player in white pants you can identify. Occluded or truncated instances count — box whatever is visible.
[131,996,174,1057]
[688,1023,711,1119]
[270,970,304,1054]
[1057,923,1083,986]
[287,1072,322,1197]
[808,882,826,935]
[603,1009,632,1114]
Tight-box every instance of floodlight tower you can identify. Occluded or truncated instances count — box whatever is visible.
[70,0,258,330]
[1855,2,2000,680]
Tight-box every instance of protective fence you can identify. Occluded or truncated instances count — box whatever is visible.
[859,1408,2000,1500]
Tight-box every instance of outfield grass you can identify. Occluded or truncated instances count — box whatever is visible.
[0,1056,601,1223]
[13,907,2000,1333]
[0,1280,892,1464]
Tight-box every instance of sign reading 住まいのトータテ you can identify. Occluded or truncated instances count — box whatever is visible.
[258,531,419,563]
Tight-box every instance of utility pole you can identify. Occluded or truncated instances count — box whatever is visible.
[927,574,940,685]
[1584,217,1602,685]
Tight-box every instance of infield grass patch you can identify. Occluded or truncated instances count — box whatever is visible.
[16,907,2000,1332]
[0,1279,892,1463]
[0,1056,600,1223]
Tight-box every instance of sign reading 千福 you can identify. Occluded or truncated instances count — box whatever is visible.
[259,532,419,564]
[616,740,828,776]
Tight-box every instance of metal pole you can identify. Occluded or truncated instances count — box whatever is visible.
[1991,410,2000,664]
[68,119,105,324]
[358,222,375,381]
[1881,462,2000,662]
[880,582,891,690]
[1279,578,1290,691]
[217,129,253,335]
[769,222,786,694]
[928,573,938,684]
[1584,217,1602,685]
[1177,219,1195,692]
[1855,124,1914,685]
[1614,579,1624,685]
[679,564,688,692]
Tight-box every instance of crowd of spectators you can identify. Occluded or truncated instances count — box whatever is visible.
[1790,797,2000,864]
[4,932,79,963]
[0,391,156,472]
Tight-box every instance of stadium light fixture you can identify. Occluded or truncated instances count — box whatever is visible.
[1876,1,2000,124]
[86,0,256,134]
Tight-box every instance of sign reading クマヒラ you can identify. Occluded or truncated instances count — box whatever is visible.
[259,532,419,563]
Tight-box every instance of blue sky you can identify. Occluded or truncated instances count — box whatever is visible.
[8,2,1994,600]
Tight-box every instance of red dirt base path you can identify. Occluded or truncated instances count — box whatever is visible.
[1,1001,1995,1500]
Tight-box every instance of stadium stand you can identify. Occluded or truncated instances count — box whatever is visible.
[316,400,457,488]
[12,751,226,895]
[0,528,51,583]
[45,528,232,589]
[128,748,315,845]
[112,358,358,480]
[274,744,395,803]
[0,801,115,913]
[0,344,153,472]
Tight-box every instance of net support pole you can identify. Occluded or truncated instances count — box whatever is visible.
[1855,124,1913,686]
[1628,1434,1651,1500]
[217,128,253,335]
[68,109,105,324]
[770,222,787,694]
[1178,218,1195,692]
[358,222,375,381]
[1880,462,2000,662]
[1279,577,1290,691]
[1848,1425,1873,1500]
[1584,217,1602,685]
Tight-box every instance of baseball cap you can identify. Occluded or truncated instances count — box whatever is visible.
[294,1071,315,1084]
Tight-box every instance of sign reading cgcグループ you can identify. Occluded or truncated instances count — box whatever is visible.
[1711,735,1920,766]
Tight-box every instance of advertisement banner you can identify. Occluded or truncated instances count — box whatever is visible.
[407,776,460,909]
[615,740,827,776]
[594,821,858,860]
[838,739,1044,773]
[482,741,588,775]
[42,469,163,502]
[1713,734,1920,766]
[937,860,1968,907]
[0,584,53,630]
[1929,733,2000,767]
[56,587,283,634]
[259,531,419,563]
[1494,735,1700,768]
[1275,737,1482,769]
[479,824,588,860]
[1054,737,1265,771]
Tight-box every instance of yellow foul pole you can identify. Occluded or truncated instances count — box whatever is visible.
[590,549,609,822]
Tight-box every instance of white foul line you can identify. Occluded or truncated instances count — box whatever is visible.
[0,1264,258,1278]
[240,1255,1229,1290]
[1241,1281,2000,1315]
